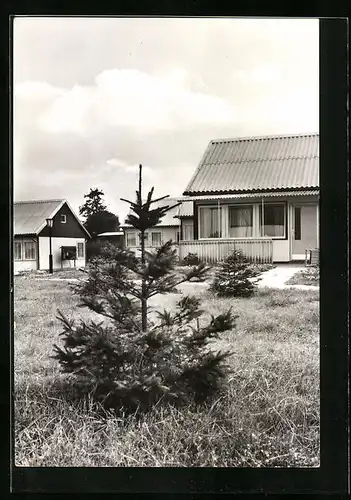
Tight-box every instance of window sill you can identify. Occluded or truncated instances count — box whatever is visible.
[198,237,273,241]
[260,236,286,240]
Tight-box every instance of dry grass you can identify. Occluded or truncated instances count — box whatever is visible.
[286,266,320,286]
[14,276,319,467]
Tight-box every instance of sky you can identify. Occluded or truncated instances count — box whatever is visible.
[13,17,319,222]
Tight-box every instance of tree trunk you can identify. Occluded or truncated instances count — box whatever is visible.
[139,165,147,332]
[140,228,147,332]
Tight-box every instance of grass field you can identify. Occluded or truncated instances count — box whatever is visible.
[286,266,319,286]
[14,273,320,467]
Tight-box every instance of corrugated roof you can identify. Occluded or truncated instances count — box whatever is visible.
[184,133,319,195]
[97,231,124,236]
[14,199,65,235]
[179,190,319,202]
[14,198,91,238]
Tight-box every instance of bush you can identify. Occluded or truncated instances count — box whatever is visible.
[210,250,261,298]
[86,239,124,261]
[86,239,105,260]
[181,252,201,266]
[52,166,237,412]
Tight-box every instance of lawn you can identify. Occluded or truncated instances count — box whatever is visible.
[286,266,319,286]
[14,273,320,467]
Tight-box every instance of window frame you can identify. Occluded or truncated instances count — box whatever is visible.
[23,240,37,260]
[126,232,137,247]
[294,206,302,241]
[151,231,162,247]
[228,204,254,239]
[198,205,223,239]
[60,214,67,224]
[259,202,287,240]
[77,242,85,259]
[182,219,194,241]
[14,241,22,261]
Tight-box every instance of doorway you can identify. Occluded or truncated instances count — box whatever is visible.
[291,204,318,260]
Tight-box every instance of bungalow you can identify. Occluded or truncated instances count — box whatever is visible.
[96,231,125,248]
[122,197,186,253]
[177,133,319,264]
[14,199,91,273]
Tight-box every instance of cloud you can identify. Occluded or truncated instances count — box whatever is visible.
[235,66,282,84]
[34,68,237,136]
[13,18,319,220]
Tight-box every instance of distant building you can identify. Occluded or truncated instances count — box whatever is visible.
[96,231,124,248]
[121,197,193,254]
[14,199,91,273]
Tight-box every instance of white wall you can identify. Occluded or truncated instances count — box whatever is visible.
[14,260,37,273]
[38,237,86,270]
[14,237,38,273]
[272,240,290,262]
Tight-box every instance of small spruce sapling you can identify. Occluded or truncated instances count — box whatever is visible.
[211,249,261,297]
[53,165,237,411]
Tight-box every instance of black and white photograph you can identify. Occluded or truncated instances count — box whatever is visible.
[13,17,320,469]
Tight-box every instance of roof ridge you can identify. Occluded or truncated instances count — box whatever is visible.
[210,132,319,144]
[14,198,65,205]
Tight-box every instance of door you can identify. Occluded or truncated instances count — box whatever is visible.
[291,204,318,259]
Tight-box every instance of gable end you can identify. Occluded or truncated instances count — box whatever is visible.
[38,203,88,238]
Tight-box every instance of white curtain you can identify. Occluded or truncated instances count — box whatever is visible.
[261,205,284,237]
[229,206,253,237]
[24,241,36,260]
[199,207,221,238]
[127,232,136,247]
[183,221,194,241]
[152,232,162,246]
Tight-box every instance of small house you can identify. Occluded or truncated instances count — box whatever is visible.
[177,133,319,263]
[14,199,91,273]
[121,198,184,253]
[96,231,125,248]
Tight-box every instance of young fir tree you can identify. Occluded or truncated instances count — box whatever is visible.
[210,249,261,298]
[52,165,237,411]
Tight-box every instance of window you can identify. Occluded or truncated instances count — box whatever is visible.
[14,241,22,260]
[199,207,222,238]
[176,231,180,243]
[139,232,148,246]
[229,205,253,237]
[182,221,194,241]
[23,241,36,260]
[77,242,85,259]
[151,232,162,247]
[294,207,301,240]
[126,232,137,247]
[259,204,285,238]
[60,214,67,223]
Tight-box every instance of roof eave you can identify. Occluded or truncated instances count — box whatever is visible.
[183,186,320,197]
[14,233,37,237]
